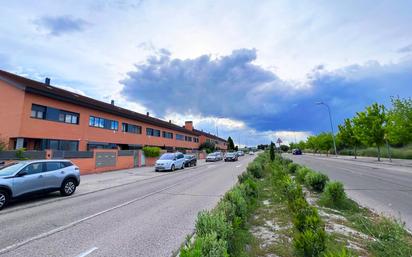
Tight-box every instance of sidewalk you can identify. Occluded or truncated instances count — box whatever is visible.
[304,153,412,168]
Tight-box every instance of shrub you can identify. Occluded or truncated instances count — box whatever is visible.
[15,148,28,160]
[246,162,264,179]
[180,232,229,257]
[237,172,252,184]
[296,167,312,183]
[304,172,329,192]
[142,146,161,157]
[199,142,216,154]
[320,181,346,207]
[224,187,248,225]
[288,163,300,174]
[240,178,259,200]
[195,211,232,242]
[293,204,322,232]
[293,228,326,257]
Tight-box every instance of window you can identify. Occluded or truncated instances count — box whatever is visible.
[176,134,185,141]
[22,163,44,175]
[41,139,79,151]
[31,104,79,124]
[185,136,192,142]
[162,131,173,139]
[194,138,199,143]
[146,128,160,137]
[46,162,62,172]
[89,116,118,130]
[31,104,46,119]
[122,123,141,134]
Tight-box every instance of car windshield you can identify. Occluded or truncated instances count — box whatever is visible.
[159,154,175,160]
[226,153,235,157]
[184,155,193,159]
[0,162,27,176]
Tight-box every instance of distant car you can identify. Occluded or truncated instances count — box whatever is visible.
[206,153,221,162]
[292,149,302,155]
[224,152,238,162]
[184,154,197,167]
[236,151,245,157]
[249,151,255,155]
[213,152,223,160]
[0,160,80,210]
[155,152,185,171]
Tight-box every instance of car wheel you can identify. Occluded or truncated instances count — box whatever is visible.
[171,164,175,172]
[0,190,9,211]
[60,179,77,196]
[194,162,197,166]
[181,163,185,169]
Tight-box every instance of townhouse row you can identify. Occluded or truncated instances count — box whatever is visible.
[0,70,227,152]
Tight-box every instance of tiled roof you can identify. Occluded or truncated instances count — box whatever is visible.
[192,129,227,143]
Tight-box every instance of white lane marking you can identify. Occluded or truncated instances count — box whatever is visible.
[75,247,98,257]
[236,164,242,168]
[0,180,185,255]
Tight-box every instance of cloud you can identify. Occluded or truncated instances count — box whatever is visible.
[34,15,89,36]
[121,49,412,135]
[398,44,412,53]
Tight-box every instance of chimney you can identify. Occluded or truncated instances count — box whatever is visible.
[184,121,193,131]
[169,120,171,123]
[111,100,115,105]
[146,112,150,116]
[45,77,51,85]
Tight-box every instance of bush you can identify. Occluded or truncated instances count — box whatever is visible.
[195,211,232,242]
[296,167,312,183]
[304,172,329,192]
[224,187,248,224]
[320,181,346,207]
[180,232,229,257]
[142,146,161,157]
[237,172,252,184]
[288,163,300,174]
[246,162,264,179]
[240,178,259,200]
[15,148,28,160]
[293,204,322,232]
[293,228,326,257]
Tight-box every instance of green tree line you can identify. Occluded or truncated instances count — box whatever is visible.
[290,97,412,161]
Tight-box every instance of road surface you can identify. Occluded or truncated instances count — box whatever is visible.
[0,155,255,257]
[287,153,412,231]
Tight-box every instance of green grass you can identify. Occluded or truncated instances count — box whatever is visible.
[338,144,412,160]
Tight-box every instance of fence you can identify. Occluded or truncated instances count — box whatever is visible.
[0,150,46,160]
[52,150,93,159]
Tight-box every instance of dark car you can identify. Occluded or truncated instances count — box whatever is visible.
[184,154,197,167]
[292,149,302,155]
[224,152,238,162]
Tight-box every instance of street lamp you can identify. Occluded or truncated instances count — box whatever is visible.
[315,101,338,156]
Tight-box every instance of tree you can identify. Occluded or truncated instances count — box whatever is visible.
[353,103,386,161]
[234,145,239,151]
[269,141,275,161]
[227,136,235,151]
[280,144,289,152]
[199,142,216,153]
[338,118,362,158]
[386,97,412,146]
[317,132,334,155]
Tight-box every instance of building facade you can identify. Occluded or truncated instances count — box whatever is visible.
[0,70,227,152]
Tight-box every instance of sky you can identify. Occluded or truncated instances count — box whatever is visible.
[1,0,411,146]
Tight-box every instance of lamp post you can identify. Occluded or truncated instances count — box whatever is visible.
[316,102,338,156]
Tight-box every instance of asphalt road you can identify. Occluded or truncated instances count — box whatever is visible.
[287,154,412,231]
[0,155,256,257]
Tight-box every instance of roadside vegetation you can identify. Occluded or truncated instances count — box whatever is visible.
[179,151,412,257]
[290,97,412,160]
[142,146,161,157]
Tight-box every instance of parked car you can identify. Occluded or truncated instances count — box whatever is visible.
[292,149,302,155]
[184,154,197,167]
[236,151,245,157]
[213,152,224,161]
[0,160,81,210]
[206,153,221,162]
[155,152,185,172]
[224,152,238,162]
[249,151,255,155]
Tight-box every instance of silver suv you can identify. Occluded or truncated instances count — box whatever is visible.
[0,160,80,210]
